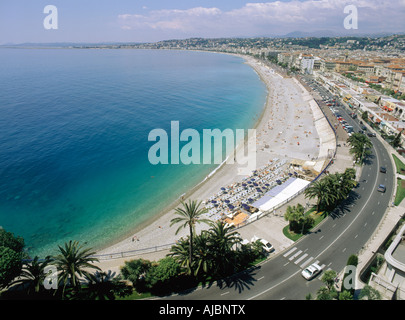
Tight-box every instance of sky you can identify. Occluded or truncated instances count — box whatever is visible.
[0,0,404,44]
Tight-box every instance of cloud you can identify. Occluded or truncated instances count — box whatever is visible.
[118,7,222,32]
[118,0,405,38]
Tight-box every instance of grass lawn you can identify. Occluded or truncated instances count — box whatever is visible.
[392,154,405,174]
[394,178,405,206]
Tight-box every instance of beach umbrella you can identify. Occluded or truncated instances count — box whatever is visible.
[221,187,226,191]
[265,183,270,186]
[212,200,217,203]
[225,199,230,203]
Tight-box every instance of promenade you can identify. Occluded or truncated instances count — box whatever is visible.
[95,66,405,301]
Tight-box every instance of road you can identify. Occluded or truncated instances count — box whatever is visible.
[163,80,395,301]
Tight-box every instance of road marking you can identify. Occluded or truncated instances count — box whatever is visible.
[332,224,336,228]
[283,262,290,266]
[342,248,346,252]
[249,141,382,300]
[258,276,265,281]
[289,250,302,261]
[319,236,324,240]
[300,257,314,268]
[283,247,297,258]
[221,291,229,296]
[355,234,358,239]
[364,222,368,227]
[295,253,308,265]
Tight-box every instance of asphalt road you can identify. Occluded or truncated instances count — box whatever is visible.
[163,82,395,301]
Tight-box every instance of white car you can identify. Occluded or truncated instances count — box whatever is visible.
[260,239,274,253]
[301,263,323,280]
[251,236,274,253]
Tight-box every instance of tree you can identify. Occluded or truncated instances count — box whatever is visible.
[284,204,314,234]
[0,228,25,253]
[120,258,152,292]
[0,246,22,290]
[322,269,338,292]
[52,240,100,297]
[347,133,372,164]
[284,204,305,233]
[81,271,132,300]
[339,290,353,300]
[11,256,52,295]
[358,285,382,300]
[361,110,369,121]
[192,231,213,277]
[304,179,330,212]
[169,236,194,276]
[0,228,25,289]
[170,200,210,275]
[207,221,241,276]
[316,270,338,300]
[144,257,181,293]
[391,130,403,149]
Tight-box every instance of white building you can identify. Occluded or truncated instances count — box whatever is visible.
[299,54,315,75]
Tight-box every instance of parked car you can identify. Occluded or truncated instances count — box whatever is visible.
[380,167,387,173]
[367,132,376,137]
[260,239,274,253]
[301,263,323,280]
[251,236,274,253]
[377,184,386,193]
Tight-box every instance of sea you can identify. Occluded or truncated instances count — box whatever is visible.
[0,48,267,257]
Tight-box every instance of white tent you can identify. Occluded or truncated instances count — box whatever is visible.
[258,178,311,212]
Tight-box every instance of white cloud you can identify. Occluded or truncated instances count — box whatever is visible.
[118,0,405,39]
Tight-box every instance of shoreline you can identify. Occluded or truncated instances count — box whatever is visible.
[95,52,321,261]
[93,53,269,254]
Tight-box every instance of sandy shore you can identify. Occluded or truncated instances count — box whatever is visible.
[95,55,321,269]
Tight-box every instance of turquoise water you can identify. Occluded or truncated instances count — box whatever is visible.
[0,49,266,257]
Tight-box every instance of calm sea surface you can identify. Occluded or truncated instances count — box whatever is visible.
[0,48,266,257]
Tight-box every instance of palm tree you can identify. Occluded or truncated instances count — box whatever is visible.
[52,240,100,297]
[169,237,192,274]
[347,133,372,164]
[304,179,330,212]
[285,204,314,234]
[207,221,241,276]
[324,173,344,207]
[12,256,52,295]
[170,200,211,275]
[284,204,305,233]
[192,231,212,277]
[341,168,358,196]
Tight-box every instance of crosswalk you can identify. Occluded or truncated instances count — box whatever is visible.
[283,247,327,275]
